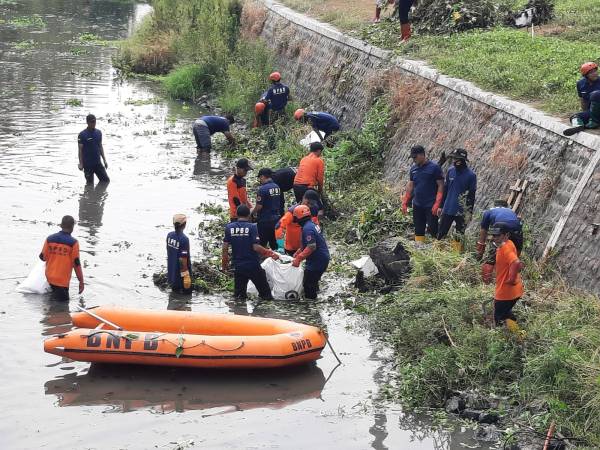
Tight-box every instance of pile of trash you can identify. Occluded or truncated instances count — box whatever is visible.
[411,0,554,34]
[352,239,411,293]
[153,261,230,294]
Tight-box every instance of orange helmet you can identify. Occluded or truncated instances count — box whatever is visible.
[293,108,305,121]
[293,205,311,221]
[255,102,266,114]
[269,71,281,82]
[580,62,598,76]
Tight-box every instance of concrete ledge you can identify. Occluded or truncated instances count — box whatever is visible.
[262,0,600,151]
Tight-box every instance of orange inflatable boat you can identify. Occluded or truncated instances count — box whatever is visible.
[44,306,326,369]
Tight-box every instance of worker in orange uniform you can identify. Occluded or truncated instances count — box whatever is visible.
[227,158,253,221]
[292,141,325,203]
[275,190,321,255]
[253,101,267,128]
[490,222,524,333]
[39,215,84,301]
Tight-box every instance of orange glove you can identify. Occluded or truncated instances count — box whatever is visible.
[401,192,410,215]
[432,191,443,216]
[476,241,486,260]
[221,254,230,271]
[292,246,314,267]
[256,246,278,259]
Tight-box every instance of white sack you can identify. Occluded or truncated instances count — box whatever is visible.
[300,131,322,148]
[351,256,379,278]
[248,255,304,300]
[16,261,51,294]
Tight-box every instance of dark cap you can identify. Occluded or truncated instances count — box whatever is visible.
[303,189,320,202]
[450,148,468,161]
[490,222,511,235]
[257,168,273,178]
[410,145,425,157]
[236,204,251,217]
[309,142,324,152]
[236,158,252,170]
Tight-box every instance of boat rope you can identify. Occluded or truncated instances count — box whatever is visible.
[159,338,246,352]
[82,332,246,352]
[324,333,342,365]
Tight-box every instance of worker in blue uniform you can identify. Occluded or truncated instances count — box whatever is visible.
[292,205,330,300]
[222,205,279,300]
[436,148,477,251]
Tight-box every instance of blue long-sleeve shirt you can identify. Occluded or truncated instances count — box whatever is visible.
[441,166,477,216]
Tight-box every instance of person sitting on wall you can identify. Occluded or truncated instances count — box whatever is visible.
[293,109,340,142]
[571,62,600,129]
[192,114,235,153]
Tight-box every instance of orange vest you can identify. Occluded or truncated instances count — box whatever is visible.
[227,175,252,218]
[42,232,80,288]
[294,153,324,188]
[275,211,319,252]
[494,240,524,301]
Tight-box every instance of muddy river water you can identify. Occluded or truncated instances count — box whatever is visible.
[0,2,490,449]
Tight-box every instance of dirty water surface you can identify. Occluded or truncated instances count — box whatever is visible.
[0,1,491,449]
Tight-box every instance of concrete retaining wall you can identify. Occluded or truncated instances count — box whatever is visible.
[250,0,600,294]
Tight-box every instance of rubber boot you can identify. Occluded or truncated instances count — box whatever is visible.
[373,7,381,23]
[586,101,600,128]
[400,23,411,42]
[481,263,494,284]
[450,239,463,252]
[415,235,425,243]
[570,115,584,127]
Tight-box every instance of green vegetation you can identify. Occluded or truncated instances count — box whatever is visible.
[76,32,112,47]
[124,97,161,106]
[274,0,598,116]
[69,47,89,56]
[9,15,45,28]
[359,23,597,114]
[119,0,600,444]
[115,0,270,117]
[13,39,36,51]
[66,98,83,107]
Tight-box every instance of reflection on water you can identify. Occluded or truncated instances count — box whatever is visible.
[166,291,192,311]
[78,182,108,243]
[44,363,326,414]
[37,296,71,336]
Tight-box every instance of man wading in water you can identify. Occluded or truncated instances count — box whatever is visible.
[78,114,109,184]
[39,215,84,301]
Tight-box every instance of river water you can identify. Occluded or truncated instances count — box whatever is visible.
[0,1,490,449]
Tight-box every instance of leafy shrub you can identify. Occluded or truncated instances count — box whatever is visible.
[163,63,220,100]
[217,40,274,119]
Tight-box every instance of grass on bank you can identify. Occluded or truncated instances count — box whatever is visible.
[221,97,600,446]
[277,0,600,116]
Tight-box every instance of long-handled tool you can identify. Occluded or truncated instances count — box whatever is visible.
[74,304,122,330]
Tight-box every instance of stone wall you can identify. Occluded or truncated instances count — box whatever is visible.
[249,0,600,294]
